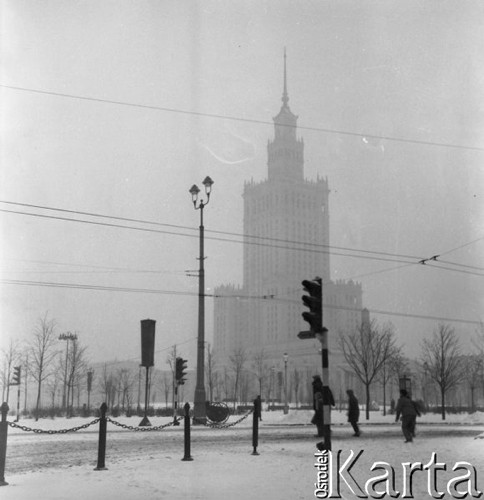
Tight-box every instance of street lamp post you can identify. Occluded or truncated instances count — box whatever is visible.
[59,332,78,413]
[87,369,93,412]
[283,353,289,414]
[189,176,214,424]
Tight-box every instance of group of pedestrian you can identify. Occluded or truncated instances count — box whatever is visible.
[311,375,420,443]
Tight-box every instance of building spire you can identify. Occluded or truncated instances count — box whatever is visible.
[282,47,289,107]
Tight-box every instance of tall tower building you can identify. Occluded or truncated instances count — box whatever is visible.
[213,53,362,404]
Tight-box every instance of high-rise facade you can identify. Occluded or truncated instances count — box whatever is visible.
[213,54,362,404]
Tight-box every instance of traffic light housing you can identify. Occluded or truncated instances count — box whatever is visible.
[175,357,188,385]
[11,366,21,385]
[298,277,323,339]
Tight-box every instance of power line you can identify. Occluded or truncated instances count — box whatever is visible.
[2,84,484,152]
[1,277,480,326]
[0,207,417,267]
[0,200,424,261]
[2,203,483,275]
[3,257,185,276]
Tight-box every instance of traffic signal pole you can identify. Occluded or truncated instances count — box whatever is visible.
[298,277,331,451]
[317,328,331,451]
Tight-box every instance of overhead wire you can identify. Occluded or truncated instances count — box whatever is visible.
[1,203,483,276]
[0,200,424,261]
[2,87,483,326]
[0,277,480,326]
[2,84,484,152]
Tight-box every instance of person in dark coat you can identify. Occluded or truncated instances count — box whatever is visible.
[346,389,360,437]
[312,376,324,437]
[311,376,335,437]
[395,389,421,442]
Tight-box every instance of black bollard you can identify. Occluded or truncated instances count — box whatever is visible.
[0,402,9,486]
[182,402,193,461]
[251,396,260,456]
[94,402,108,471]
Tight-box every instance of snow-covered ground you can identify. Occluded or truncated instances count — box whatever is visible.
[2,409,483,499]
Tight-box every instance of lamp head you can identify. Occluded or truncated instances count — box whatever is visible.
[189,184,200,204]
[202,176,214,196]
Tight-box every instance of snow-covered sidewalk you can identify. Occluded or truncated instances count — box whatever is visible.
[2,410,483,499]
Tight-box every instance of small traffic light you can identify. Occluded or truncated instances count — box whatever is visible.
[298,277,323,339]
[11,366,21,386]
[175,357,188,385]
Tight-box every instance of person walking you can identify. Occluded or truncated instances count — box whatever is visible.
[395,389,421,442]
[346,389,360,437]
[311,375,335,437]
[312,376,324,437]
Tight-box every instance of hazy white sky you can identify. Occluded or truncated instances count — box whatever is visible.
[1,0,483,367]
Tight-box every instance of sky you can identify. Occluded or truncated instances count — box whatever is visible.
[1,0,484,368]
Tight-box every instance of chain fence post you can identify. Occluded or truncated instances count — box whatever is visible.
[182,402,193,461]
[251,396,260,456]
[0,402,9,486]
[94,402,108,471]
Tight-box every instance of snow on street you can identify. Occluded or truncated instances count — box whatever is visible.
[1,410,483,499]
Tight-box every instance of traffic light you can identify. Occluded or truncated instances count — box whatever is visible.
[175,357,188,385]
[11,366,21,386]
[298,277,323,339]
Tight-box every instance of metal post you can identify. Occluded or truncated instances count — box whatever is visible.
[63,339,69,410]
[193,203,207,424]
[318,328,331,451]
[15,384,20,423]
[137,365,142,413]
[182,403,193,461]
[173,385,180,426]
[283,353,289,414]
[94,402,108,471]
[190,177,213,425]
[251,397,260,455]
[0,403,9,486]
[139,366,151,426]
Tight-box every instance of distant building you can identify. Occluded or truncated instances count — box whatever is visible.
[213,53,363,405]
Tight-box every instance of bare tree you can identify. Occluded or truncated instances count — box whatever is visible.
[472,322,484,397]
[462,353,482,412]
[1,339,22,404]
[205,343,217,402]
[117,368,136,413]
[339,320,397,420]
[252,348,269,400]
[388,351,409,401]
[161,371,171,408]
[293,368,301,408]
[166,346,177,411]
[98,364,115,409]
[378,347,402,415]
[229,345,247,410]
[66,338,88,415]
[46,355,63,410]
[29,314,59,420]
[421,324,464,420]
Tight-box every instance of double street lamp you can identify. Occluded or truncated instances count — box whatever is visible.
[189,176,214,424]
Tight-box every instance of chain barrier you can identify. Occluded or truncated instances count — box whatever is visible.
[5,412,251,433]
[106,417,175,431]
[7,418,100,434]
[205,409,254,429]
